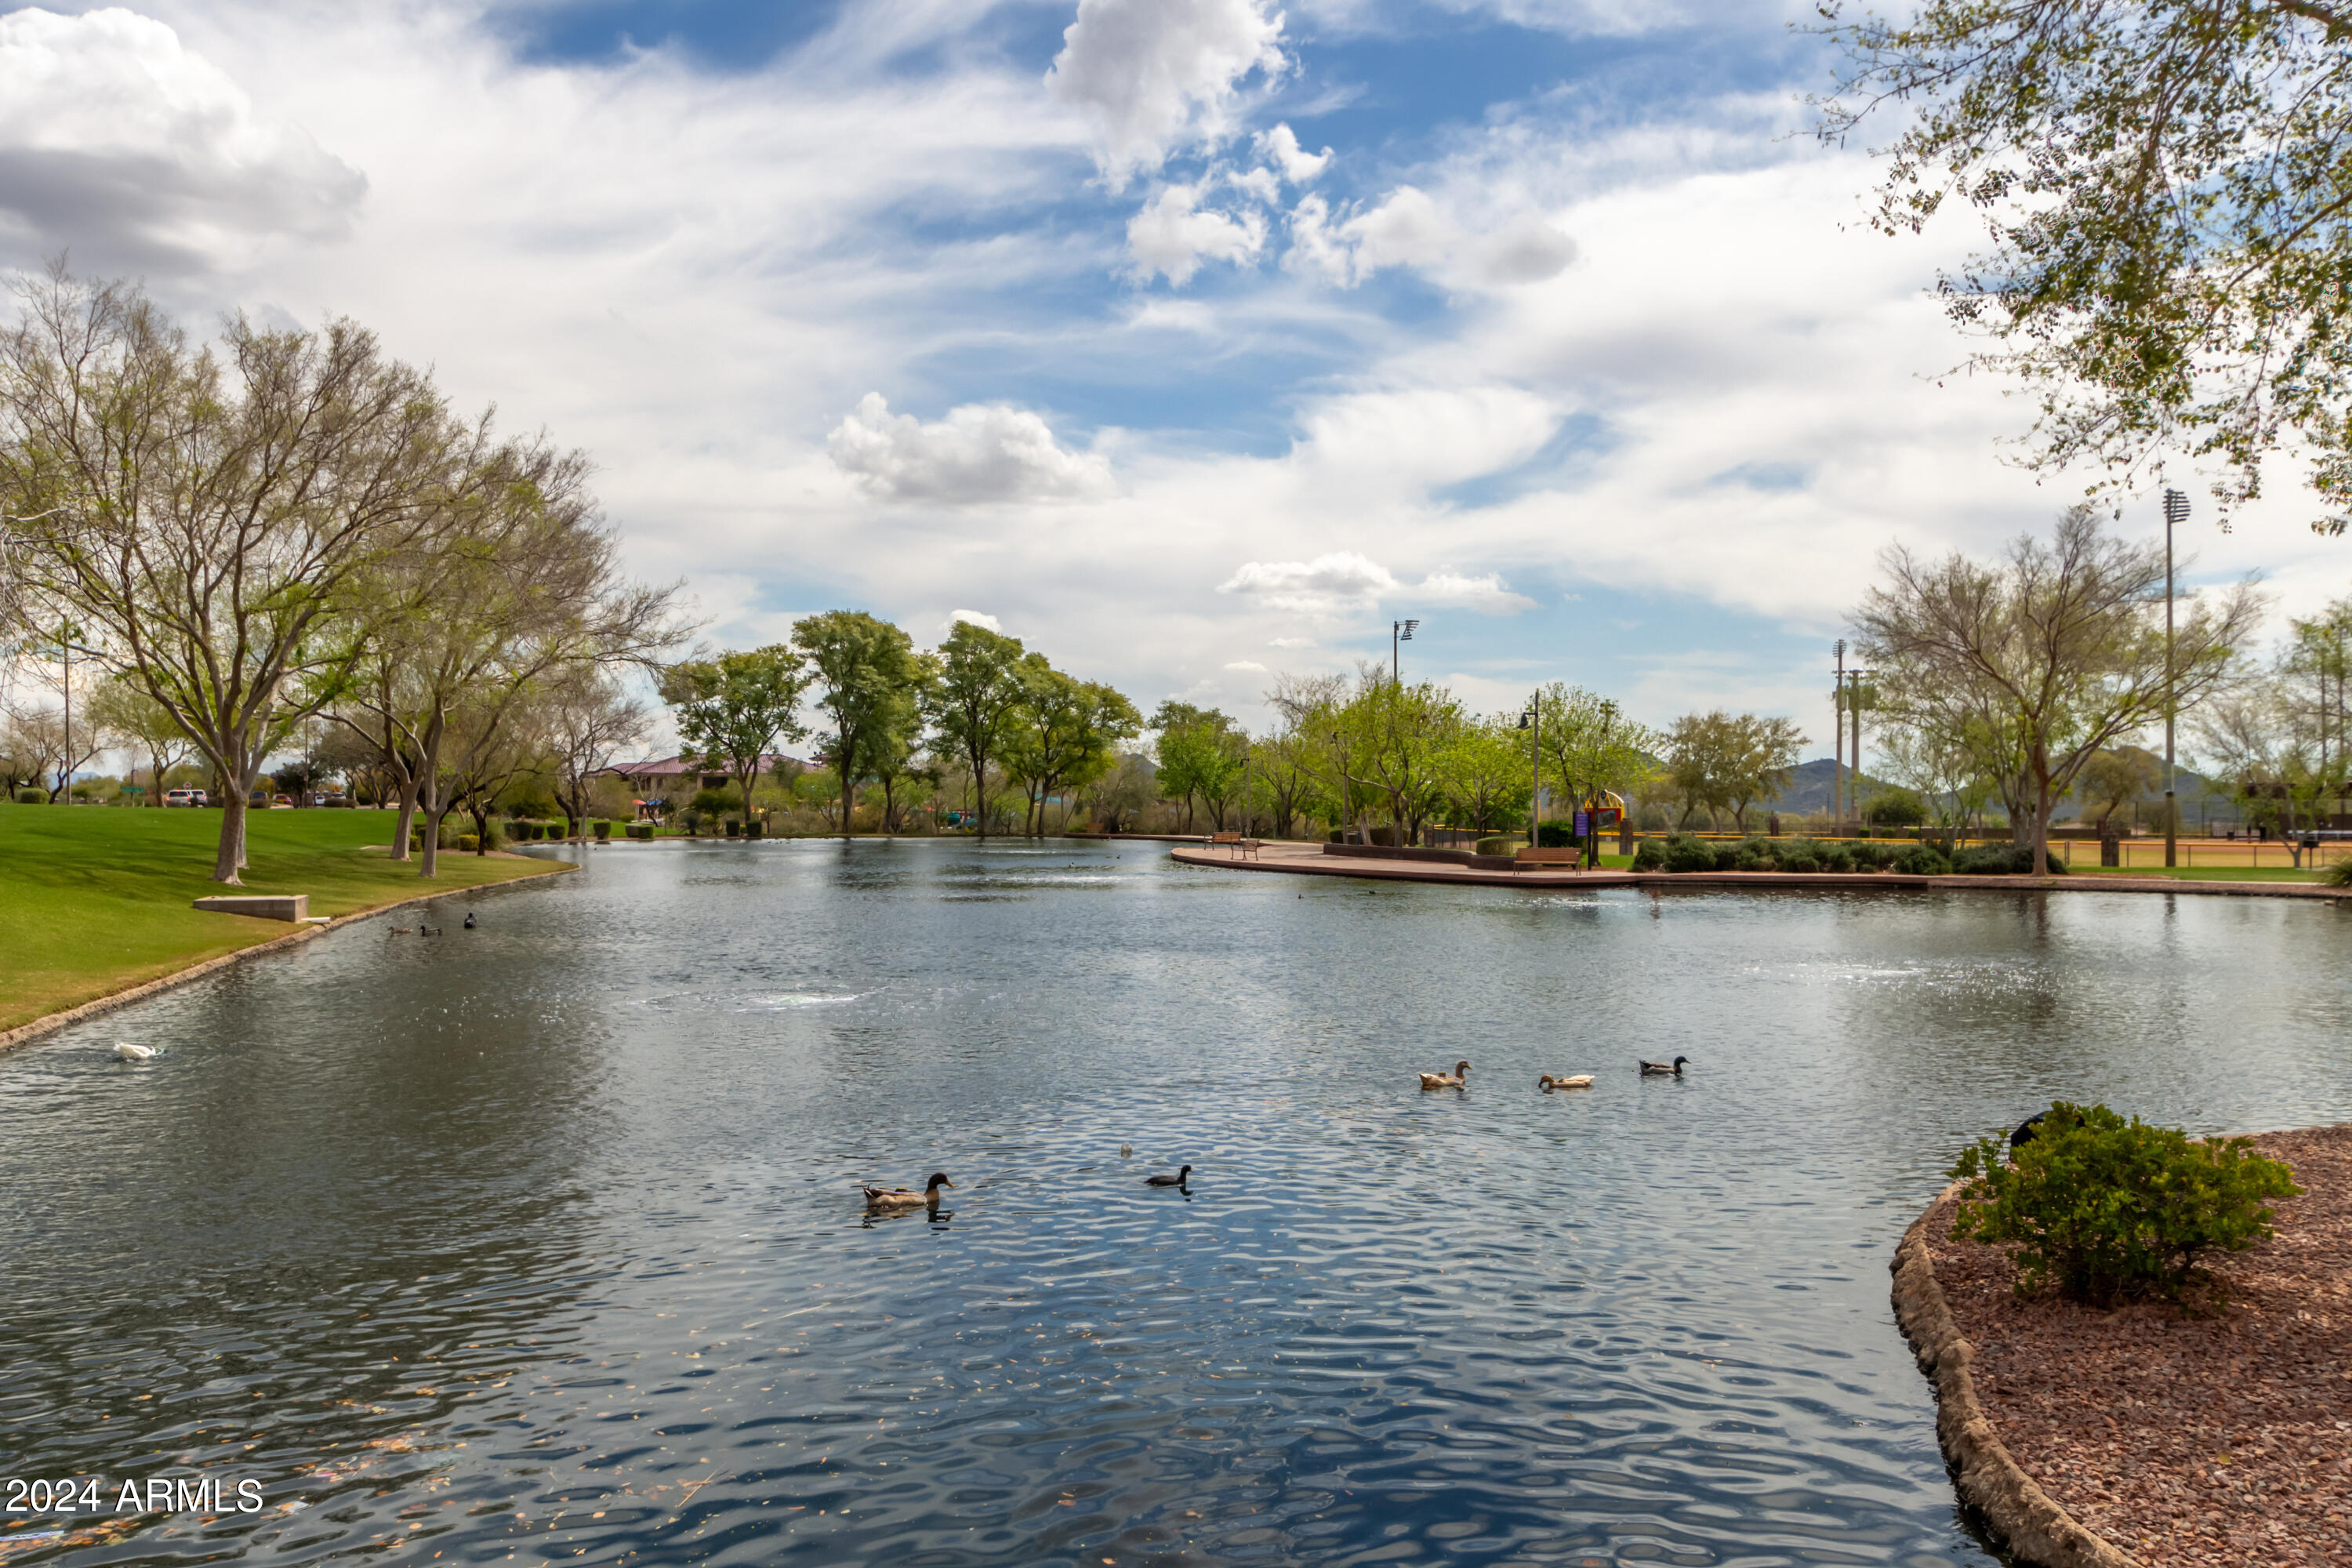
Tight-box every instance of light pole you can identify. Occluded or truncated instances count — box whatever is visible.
[1392,619,1418,686]
[1833,640,1846,833]
[2163,487,2188,867]
[1519,692,1540,848]
[1846,668,1868,830]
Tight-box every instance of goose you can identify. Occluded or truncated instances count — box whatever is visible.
[112,1043,156,1063]
[1538,1073,1594,1091]
[1145,1165,1192,1187]
[1418,1060,1471,1091]
[1638,1056,1689,1076]
[864,1172,953,1209]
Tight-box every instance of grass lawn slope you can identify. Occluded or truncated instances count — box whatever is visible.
[0,805,570,1033]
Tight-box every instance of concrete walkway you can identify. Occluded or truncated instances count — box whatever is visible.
[1169,840,2352,899]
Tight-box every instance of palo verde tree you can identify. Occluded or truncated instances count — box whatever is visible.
[920,619,1028,840]
[1854,504,2260,871]
[1817,0,2352,532]
[660,645,811,823]
[0,270,485,882]
[793,609,924,839]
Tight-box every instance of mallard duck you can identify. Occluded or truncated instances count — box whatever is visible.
[1638,1056,1689,1076]
[1538,1073,1593,1091]
[112,1043,156,1063]
[1145,1165,1192,1187]
[1418,1060,1470,1091]
[863,1172,953,1208]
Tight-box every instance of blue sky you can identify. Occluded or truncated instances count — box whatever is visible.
[0,0,2336,755]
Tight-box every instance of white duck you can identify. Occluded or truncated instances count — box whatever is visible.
[113,1043,156,1063]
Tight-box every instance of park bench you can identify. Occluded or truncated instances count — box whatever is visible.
[1208,831,1263,859]
[1514,847,1585,870]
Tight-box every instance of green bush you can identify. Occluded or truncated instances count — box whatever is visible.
[627,822,654,840]
[1865,788,1928,826]
[1630,837,1664,870]
[1779,848,1820,873]
[1661,833,1715,873]
[1475,836,1515,856]
[2325,855,2352,887]
[1951,844,2067,876]
[459,833,481,852]
[1949,1102,2300,1305]
[15,790,43,804]
[1894,844,1951,875]
[593,820,612,840]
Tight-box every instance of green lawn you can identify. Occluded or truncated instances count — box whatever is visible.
[0,805,570,1033]
[2082,864,2331,884]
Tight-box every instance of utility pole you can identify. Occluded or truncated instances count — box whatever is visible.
[1848,669,1866,827]
[2163,488,2188,868]
[1392,618,1418,687]
[1833,640,1846,834]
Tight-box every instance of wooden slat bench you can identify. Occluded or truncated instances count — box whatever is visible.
[1208,832,1263,859]
[1514,848,1586,870]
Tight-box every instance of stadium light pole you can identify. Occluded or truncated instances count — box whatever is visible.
[1392,619,1418,687]
[2163,488,2189,868]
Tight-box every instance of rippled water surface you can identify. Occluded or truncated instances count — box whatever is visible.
[5,840,2350,1567]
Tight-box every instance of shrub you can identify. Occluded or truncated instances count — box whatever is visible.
[1536,821,1577,848]
[1893,844,1951,875]
[1951,844,2068,876]
[1475,836,1515,856]
[1632,837,1668,871]
[1733,844,1766,871]
[690,787,740,817]
[1779,849,1820,873]
[1865,788,1928,826]
[627,822,654,840]
[1821,846,1855,872]
[1948,1102,2300,1305]
[593,820,612,840]
[14,790,42,804]
[459,833,481,852]
[2325,855,2352,887]
[1661,834,1716,873]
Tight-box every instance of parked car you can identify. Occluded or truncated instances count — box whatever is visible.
[164,788,207,808]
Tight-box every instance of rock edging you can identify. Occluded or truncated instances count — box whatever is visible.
[1891,1185,2140,1568]
[0,862,571,1058]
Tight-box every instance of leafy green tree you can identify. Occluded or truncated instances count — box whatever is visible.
[1152,701,1247,831]
[1536,684,1660,859]
[1438,714,1533,835]
[794,610,924,839]
[1818,0,2352,531]
[660,645,811,826]
[87,675,193,807]
[1861,785,1928,829]
[1013,670,1139,834]
[920,620,1028,840]
[2074,748,2160,834]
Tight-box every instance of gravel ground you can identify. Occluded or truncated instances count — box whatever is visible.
[1924,1124,2352,1566]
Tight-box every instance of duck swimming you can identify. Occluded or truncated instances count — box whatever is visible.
[1418,1060,1470,1091]
[1638,1056,1689,1076]
[1145,1165,1192,1187]
[112,1043,156,1063]
[864,1172,954,1208]
[1538,1073,1594,1091]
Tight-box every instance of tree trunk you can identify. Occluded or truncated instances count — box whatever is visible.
[420,809,443,877]
[391,779,420,862]
[212,791,247,884]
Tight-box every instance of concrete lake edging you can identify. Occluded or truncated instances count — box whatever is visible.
[1892,1187,2141,1568]
[0,858,574,1058]
[1167,842,2352,900]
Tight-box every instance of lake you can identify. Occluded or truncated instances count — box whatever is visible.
[4,838,2348,1566]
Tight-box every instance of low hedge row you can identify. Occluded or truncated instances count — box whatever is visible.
[1629,834,2066,876]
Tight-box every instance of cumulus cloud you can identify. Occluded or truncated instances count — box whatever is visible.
[0,7,365,275]
[1288,187,1573,288]
[1216,553,1535,617]
[1255,122,1330,183]
[1219,550,1399,614]
[1419,569,1538,613]
[1047,0,1287,187]
[1127,180,1265,285]
[827,394,1114,504]
[948,608,1004,633]
[1224,659,1269,671]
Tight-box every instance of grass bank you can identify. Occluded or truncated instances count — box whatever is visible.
[0,805,568,1033]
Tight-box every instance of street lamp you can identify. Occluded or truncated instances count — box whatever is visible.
[2163,487,2189,867]
[1392,619,1418,686]
[1519,693,1540,849]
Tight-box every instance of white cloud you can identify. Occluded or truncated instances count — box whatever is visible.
[1418,570,1538,614]
[0,7,364,275]
[1255,122,1330,183]
[1219,550,1399,614]
[1046,0,1287,187]
[827,394,1114,504]
[1288,187,1573,289]
[1127,180,1265,285]
[948,608,1004,633]
[1476,215,1577,285]
[1224,659,1269,671]
[1269,635,1316,647]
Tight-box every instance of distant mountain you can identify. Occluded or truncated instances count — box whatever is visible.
[1755,746,2236,826]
